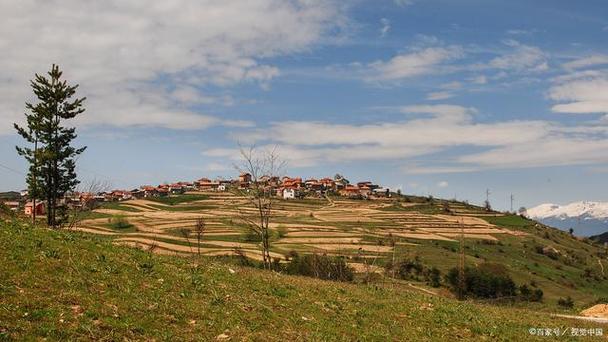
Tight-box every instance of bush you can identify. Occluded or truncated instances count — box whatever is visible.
[557,296,574,309]
[519,284,543,302]
[285,254,353,282]
[109,215,133,230]
[445,263,516,299]
[426,267,441,288]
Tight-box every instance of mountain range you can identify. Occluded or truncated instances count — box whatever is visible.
[527,201,608,237]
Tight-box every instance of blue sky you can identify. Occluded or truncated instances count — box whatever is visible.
[1,0,608,210]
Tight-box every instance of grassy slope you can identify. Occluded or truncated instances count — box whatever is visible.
[92,193,608,308]
[0,219,602,341]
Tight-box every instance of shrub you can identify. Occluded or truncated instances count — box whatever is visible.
[109,215,132,230]
[285,254,353,282]
[519,284,543,302]
[445,262,516,299]
[426,267,441,287]
[557,296,574,309]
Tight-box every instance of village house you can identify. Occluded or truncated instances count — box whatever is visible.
[168,183,185,194]
[140,186,158,198]
[372,188,391,198]
[24,201,45,216]
[339,185,361,198]
[239,173,252,183]
[130,188,145,199]
[282,188,297,200]
[2,201,21,212]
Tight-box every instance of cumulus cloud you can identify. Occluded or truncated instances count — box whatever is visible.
[368,46,464,81]
[0,0,345,134]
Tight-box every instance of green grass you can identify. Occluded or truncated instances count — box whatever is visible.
[100,202,143,212]
[147,204,214,212]
[1,218,604,341]
[146,194,208,206]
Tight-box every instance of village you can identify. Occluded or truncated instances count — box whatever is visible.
[1,173,393,216]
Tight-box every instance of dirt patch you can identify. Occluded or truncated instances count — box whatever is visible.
[581,304,608,319]
[347,262,383,273]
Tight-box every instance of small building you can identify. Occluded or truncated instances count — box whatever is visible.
[283,188,296,200]
[239,173,252,184]
[24,201,45,216]
[130,189,145,199]
[2,201,21,211]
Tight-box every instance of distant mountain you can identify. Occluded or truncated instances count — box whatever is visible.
[527,201,608,237]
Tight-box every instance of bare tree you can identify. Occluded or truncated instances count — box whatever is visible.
[194,216,206,256]
[235,145,285,269]
[65,178,112,230]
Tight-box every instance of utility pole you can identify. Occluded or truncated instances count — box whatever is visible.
[510,194,514,213]
[486,188,490,203]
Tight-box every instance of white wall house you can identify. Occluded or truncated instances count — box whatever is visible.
[283,188,296,200]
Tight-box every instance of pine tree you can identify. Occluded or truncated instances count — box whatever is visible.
[15,64,86,228]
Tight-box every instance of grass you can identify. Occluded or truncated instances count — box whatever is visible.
[100,202,143,212]
[0,218,603,341]
[146,194,208,206]
[147,204,214,212]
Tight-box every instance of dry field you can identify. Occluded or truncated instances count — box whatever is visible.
[74,191,519,272]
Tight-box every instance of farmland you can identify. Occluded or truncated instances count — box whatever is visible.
[73,191,608,308]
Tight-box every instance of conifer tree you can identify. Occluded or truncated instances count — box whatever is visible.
[15,64,86,227]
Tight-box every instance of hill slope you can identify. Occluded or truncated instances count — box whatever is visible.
[75,192,608,307]
[0,219,602,341]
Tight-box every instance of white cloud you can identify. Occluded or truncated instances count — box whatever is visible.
[549,72,608,114]
[426,91,454,100]
[380,18,391,37]
[368,46,464,81]
[437,181,449,188]
[489,40,548,73]
[0,0,345,134]
[562,55,608,70]
[215,101,608,174]
[469,75,487,84]
[394,0,415,6]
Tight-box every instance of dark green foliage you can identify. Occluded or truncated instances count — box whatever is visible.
[14,64,86,227]
[557,296,574,308]
[108,216,133,230]
[426,267,442,288]
[147,194,208,206]
[446,263,517,299]
[284,253,354,282]
[519,284,543,302]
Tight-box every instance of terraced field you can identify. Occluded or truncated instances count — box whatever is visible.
[74,191,520,271]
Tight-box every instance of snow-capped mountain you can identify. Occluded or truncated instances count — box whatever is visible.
[527,201,608,236]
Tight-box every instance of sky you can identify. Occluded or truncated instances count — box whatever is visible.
[1,0,608,211]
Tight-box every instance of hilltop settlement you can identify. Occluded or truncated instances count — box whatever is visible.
[1,173,392,216]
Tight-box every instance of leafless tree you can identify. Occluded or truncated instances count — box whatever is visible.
[65,178,112,230]
[194,216,206,256]
[235,145,285,269]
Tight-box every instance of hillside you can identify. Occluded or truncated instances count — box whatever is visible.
[71,191,608,308]
[527,201,608,236]
[0,218,603,341]
[592,232,608,244]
